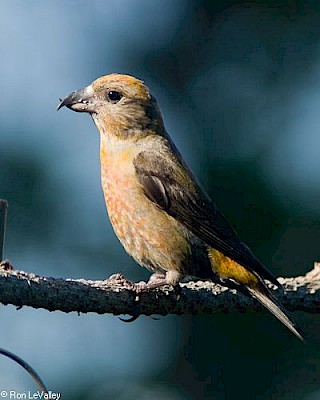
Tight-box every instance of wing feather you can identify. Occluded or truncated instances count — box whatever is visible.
[134,150,279,287]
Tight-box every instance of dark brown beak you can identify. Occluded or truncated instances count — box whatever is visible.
[57,86,95,113]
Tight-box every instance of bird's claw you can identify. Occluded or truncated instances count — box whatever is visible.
[107,273,138,291]
[119,314,140,323]
[109,272,180,322]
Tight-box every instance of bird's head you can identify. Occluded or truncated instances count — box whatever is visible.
[57,74,165,139]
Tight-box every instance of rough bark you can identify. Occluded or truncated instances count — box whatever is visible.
[1,263,319,317]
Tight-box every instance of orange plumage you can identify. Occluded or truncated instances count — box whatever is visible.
[58,73,303,340]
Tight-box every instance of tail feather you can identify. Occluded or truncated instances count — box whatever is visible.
[247,286,304,342]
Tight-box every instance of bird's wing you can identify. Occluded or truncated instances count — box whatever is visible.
[134,150,279,287]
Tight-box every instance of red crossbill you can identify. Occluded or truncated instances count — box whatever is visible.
[58,74,303,340]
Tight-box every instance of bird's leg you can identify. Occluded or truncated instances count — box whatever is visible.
[134,271,182,297]
[138,272,168,291]
[143,271,182,299]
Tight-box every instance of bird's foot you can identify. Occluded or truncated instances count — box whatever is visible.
[134,273,181,299]
[107,273,139,291]
[144,273,182,299]
[136,273,168,292]
[108,272,181,322]
[107,274,142,322]
[107,272,169,293]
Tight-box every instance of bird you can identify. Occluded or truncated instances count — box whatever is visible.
[57,73,303,340]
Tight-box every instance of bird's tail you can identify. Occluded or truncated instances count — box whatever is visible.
[247,285,304,342]
[208,248,304,340]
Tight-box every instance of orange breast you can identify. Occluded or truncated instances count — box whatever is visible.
[100,144,190,273]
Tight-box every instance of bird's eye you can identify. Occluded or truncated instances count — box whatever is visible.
[107,90,122,103]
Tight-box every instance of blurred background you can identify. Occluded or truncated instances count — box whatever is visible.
[0,1,319,398]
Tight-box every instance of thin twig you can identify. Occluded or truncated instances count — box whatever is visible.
[0,200,8,261]
[0,348,48,392]
[0,199,48,393]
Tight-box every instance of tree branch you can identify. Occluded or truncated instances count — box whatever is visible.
[0,263,319,317]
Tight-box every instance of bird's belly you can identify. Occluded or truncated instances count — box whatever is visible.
[102,172,191,273]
